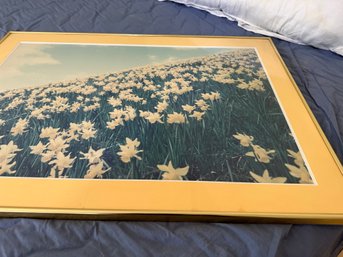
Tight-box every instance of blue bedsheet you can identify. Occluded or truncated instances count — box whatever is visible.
[0,0,342,256]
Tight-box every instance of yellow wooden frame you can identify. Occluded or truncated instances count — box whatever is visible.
[0,32,342,223]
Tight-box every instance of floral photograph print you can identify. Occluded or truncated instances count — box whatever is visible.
[0,43,314,184]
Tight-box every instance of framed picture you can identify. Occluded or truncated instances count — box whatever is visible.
[0,32,342,223]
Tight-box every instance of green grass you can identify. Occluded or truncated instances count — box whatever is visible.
[0,49,309,183]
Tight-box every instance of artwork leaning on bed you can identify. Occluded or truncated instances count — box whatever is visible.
[0,43,314,184]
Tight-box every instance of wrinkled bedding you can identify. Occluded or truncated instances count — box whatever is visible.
[0,0,342,256]
[161,0,343,55]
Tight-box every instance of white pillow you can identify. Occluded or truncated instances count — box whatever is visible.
[162,0,343,56]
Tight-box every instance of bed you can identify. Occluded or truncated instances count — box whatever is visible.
[0,0,342,256]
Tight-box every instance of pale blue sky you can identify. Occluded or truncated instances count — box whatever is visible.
[0,43,229,91]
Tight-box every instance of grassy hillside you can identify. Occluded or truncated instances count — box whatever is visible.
[0,49,312,183]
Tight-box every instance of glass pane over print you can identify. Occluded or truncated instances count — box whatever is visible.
[0,43,314,184]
